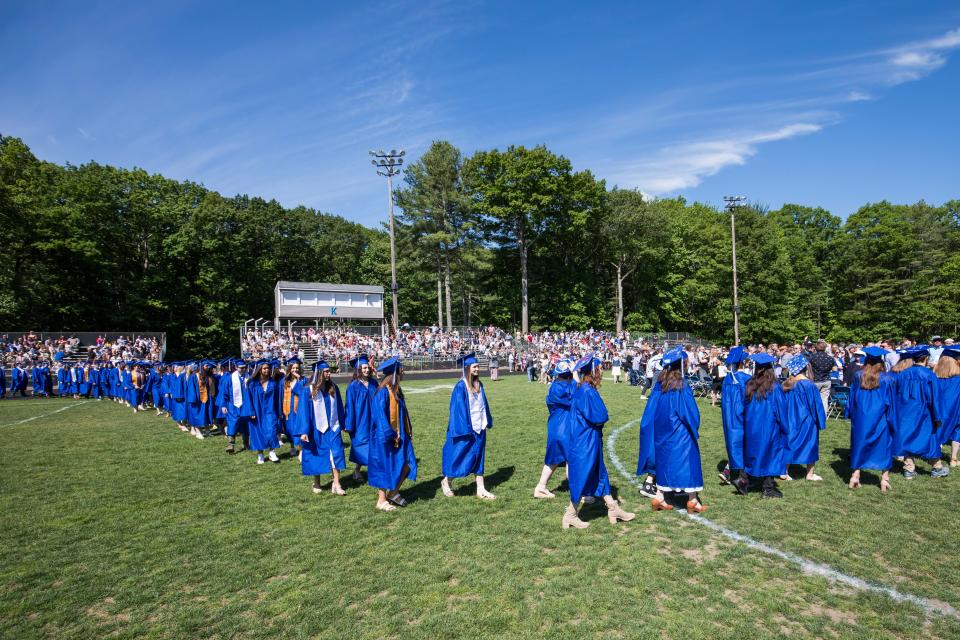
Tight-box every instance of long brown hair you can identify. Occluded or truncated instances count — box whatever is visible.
[935,356,960,379]
[859,362,884,390]
[891,357,913,373]
[578,368,602,390]
[311,369,336,398]
[377,368,403,400]
[745,367,776,401]
[657,366,684,392]
[782,372,806,392]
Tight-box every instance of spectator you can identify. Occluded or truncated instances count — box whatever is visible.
[808,340,837,416]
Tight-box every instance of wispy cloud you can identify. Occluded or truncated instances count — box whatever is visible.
[608,124,823,193]
[76,126,94,141]
[594,27,959,196]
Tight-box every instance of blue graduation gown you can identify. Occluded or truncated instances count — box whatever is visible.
[847,371,897,470]
[247,378,281,451]
[78,367,93,396]
[12,367,28,392]
[653,384,703,492]
[218,371,252,436]
[782,378,826,465]
[935,376,960,445]
[291,384,347,476]
[99,368,112,398]
[636,381,662,476]
[566,383,611,504]
[367,386,418,491]
[893,366,940,459]
[56,367,66,397]
[111,368,122,399]
[277,375,302,446]
[148,370,163,409]
[170,373,187,422]
[721,371,751,471]
[743,384,788,477]
[0,366,6,397]
[185,374,215,427]
[442,379,493,478]
[344,378,377,466]
[88,368,101,399]
[544,378,574,466]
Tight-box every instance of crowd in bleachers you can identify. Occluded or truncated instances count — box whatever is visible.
[1,333,162,367]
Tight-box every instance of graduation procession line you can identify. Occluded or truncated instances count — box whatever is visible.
[605,418,960,621]
[0,401,90,428]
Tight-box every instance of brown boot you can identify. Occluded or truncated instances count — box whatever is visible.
[607,502,636,524]
[562,504,589,529]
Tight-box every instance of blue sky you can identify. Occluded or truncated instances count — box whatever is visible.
[2,1,959,227]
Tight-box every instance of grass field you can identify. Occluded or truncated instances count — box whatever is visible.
[2,375,959,639]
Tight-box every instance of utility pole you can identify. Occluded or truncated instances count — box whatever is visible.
[370,149,405,335]
[723,195,747,345]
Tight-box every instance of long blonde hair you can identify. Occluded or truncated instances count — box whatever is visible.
[892,357,913,373]
[935,356,960,379]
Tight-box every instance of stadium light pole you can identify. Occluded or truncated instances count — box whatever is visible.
[370,149,405,335]
[723,196,747,345]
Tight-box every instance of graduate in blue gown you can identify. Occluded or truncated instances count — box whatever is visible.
[111,364,122,402]
[278,359,304,457]
[933,346,960,466]
[185,362,216,438]
[11,363,28,397]
[534,358,575,499]
[31,364,44,398]
[441,352,496,499]
[291,360,347,495]
[69,364,82,398]
[78,363,93,398]
[247,360,281,464]
[148,364,165,414]
[218,360,251,454]
[719,346,751,492]
[781,355,827,481]
[742,353,789,498]
[99,362,112,399]
[344,354,376,480]
[0,364,6,398]
[636,366,662,498]
[368,357,417,512]
[562,354,635,529]
[847,347,897,492]
[170,364,189,430]
[646,347,707,513]
[55,365,66,398]
[892,347,947,479]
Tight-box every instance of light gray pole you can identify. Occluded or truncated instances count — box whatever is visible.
[370,149,405,336]
[723,196,746,345]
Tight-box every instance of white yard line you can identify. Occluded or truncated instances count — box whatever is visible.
[0,401,90,427]
[606,419,960,620]
[405,384,454,395]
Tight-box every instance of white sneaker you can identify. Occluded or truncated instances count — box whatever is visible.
[312,484,324,494]
[256,454,265,465]
[268,450,280,463]
[195,431,205,440]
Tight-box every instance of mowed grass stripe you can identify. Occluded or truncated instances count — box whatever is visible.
[1,376,958,639]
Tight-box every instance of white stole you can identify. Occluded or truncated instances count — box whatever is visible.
[231,371,243,408]
[465,379,488,434]
[313,392,339,433]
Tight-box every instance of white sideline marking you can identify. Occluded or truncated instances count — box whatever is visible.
[606,419,960,620]
[405,384,454,395]
[0,402,90,427]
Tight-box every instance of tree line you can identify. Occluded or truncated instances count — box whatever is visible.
[1,134,958,357]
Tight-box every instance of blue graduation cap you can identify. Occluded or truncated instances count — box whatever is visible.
[286,357,302,365]
[314,360,331,370]
[379,357,402,376]
[862,346,887,363]
[574,353,601,374]
[908,346,930,359]
[349,354,370,369]
[552,358,574,377]
[269,359,281,368]
[750,352,775,367]
[661,346,687,367]
[457,352,478,367]
[942,346,960,359]
[725,346,747,365]
[786,354,808,376]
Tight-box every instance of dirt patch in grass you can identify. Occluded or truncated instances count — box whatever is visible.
[680,539,721,565]
[803,603,857,625]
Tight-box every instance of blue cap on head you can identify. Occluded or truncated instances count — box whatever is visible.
[750,353,775,367]
[862,346,887,363]
[379,357,402,376]
[315,360,330,370]
[908,346,929,359]
[725,346,747,365]
[574,353,601,374]
[349,354,370,369]
[943,346,960,359]
[553,358,574,377]
[786,355,808,376]
[269,359,281,368]
[286,357,301,365]
[457,352,478,367]
[662,346,687,367]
